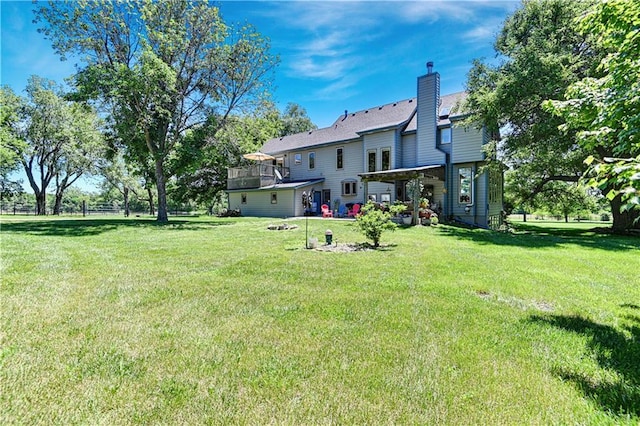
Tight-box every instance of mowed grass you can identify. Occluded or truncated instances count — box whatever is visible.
[1,215,638,424]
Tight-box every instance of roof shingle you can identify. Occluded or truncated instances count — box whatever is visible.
[262,92,467,154]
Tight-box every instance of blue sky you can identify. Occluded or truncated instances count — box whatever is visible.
[2,0,519,127]
[1,0,518,190]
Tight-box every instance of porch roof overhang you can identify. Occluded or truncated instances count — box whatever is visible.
[358,165,445,182]
[226,178,325,193]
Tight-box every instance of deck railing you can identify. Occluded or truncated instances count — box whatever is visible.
[227,164,289,190]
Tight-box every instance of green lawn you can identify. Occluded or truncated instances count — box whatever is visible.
[1,215,638,424]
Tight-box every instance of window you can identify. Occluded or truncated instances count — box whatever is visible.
[367,150,376,172]
[341,179,357,196]
[271,192,277,204]
[336,147,343,169]
[440,127,451,144]
[241,193,247,204]
[381,193,391,203]
[381,148,390,170]
[294,153,302,165]
[459,167,472,204]
[309,152,315,170]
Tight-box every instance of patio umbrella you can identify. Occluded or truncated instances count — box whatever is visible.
[243,151,275,161]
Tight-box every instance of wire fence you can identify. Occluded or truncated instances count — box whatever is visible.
[0,202,198,217]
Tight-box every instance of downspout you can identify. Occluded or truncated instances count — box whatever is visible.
[473,162,478,225]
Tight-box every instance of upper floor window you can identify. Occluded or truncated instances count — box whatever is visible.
[367,150,376,172]
[440,127,451,144]
[459,167,472,204]
[336,147,343,169]
[381,148,390,170]
[294,153,302,164]
[309,152,315,170]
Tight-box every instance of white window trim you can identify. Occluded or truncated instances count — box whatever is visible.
[367,149,377,173]
[381,147,391,170]
[308,152,315,170]
[440,127,451,144]
[459,167,473,204]
[341,179,358,196]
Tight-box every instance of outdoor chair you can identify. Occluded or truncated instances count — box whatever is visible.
[321,204,333,218]
[347,203,360,217]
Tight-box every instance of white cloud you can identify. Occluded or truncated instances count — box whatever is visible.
[460,18,504,42]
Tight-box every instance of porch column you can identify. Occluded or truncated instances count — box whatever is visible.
[363,180,369,204]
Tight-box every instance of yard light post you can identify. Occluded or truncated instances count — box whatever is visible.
[302,191,309,248]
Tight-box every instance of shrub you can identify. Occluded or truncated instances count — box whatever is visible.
[355,201,403,247]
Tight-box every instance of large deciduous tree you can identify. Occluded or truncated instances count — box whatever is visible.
[0,87,28,200]
[460,1,639,228]
[169,101,316,208]
[35,0,278,222]
[3,77,103,215]
[545,0,640,230]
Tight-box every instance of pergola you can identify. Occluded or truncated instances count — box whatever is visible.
[358,164,445,197]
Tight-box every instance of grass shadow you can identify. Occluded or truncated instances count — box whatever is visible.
[529,310,640,418]
[436,222,639,252]
[0,217,236,237]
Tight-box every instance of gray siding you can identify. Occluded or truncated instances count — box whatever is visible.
[416,72,446,165]
[288,140,365,207]
[401,133,417,168]
[229,189,296,218]
[451,124,484,163]
[363,130,396,170]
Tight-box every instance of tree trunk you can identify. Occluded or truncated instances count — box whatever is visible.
[610,194,640,233]
[123,187,130,217]
[147,187,155,216]
[155,157,168,222]
[36,192,46,215]
[523,211,527,222]
[564,213,568,223]
[53,191,64,215]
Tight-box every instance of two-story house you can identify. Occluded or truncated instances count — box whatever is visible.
[227,63,503,228]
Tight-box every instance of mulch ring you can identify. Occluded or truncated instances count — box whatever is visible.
[312,242,383,252]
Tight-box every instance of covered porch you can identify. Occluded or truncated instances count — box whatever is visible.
[358,165,447,223]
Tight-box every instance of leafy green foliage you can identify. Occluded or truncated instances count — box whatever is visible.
[462,0,640,230]
[35,0,278,222]
[0,87,28,198]
[169,101,316,207]
[463,0,595,200]
[544,0,640,222]
[2,77,103,214]
[354,201,404,247]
